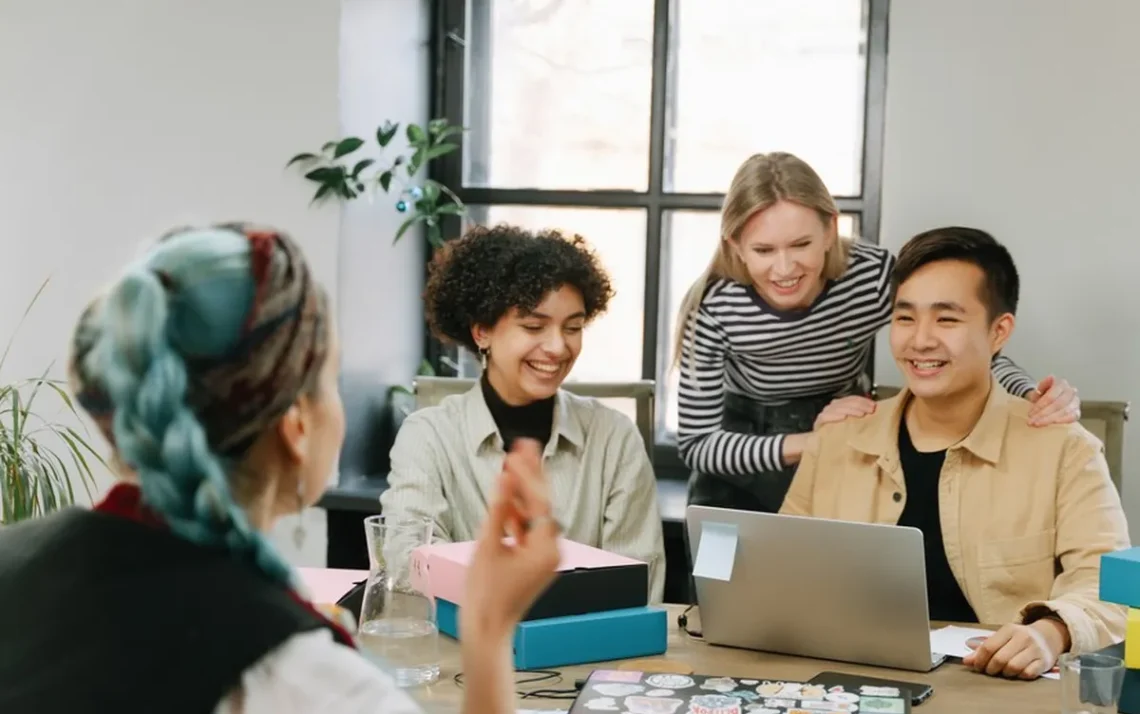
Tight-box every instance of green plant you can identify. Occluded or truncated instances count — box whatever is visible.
[286,118,466,248]
[0,279,105,524]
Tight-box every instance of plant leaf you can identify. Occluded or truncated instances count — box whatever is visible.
[304,166,343,183]
[285,152,318,168]
[429,179,466,210]
[427,118,449,136]
[427,221,445,248]
[393,214,428,245]
[322,141,338,154]
[351,158,375,178]
[422,144,458,162]
[378,170,394,192]
[406,123,427,146]
[377,121,400,147]
[311,184,334,205]
[333,137,365,159]
[435,202,466,216]
[0,276,49,378]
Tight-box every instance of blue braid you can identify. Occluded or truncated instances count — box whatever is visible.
[87,229,295,586]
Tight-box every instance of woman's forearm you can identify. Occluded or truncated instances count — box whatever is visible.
[781,432,810,466]
[460,624,516,714]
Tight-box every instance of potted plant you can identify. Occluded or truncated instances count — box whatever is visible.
[285,118,467,420]
[285,118,465,248]
[0,279,105,524]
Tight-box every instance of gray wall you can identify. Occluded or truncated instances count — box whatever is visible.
[0,0,432,564]
[875,0,1140,535]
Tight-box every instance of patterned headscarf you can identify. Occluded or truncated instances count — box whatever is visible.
[72,222,329,459]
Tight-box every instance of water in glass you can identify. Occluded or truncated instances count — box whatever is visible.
[358,515,440,686]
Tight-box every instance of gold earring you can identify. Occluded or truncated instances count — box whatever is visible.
[479,348,489,370]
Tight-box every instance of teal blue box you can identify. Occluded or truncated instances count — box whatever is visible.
[1100,548,1140,608]
[436,599,667,670]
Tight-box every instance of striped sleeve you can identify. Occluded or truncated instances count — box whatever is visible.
[676,306,788,480]
[991,354,1037,398]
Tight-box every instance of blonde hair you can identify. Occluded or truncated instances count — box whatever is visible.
[671,152,852,370]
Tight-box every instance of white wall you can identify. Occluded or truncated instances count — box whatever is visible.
[876,0,1140,532]
[338,0,430,382]
[0,0,342,563]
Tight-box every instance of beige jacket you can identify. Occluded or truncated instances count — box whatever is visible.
[780,379,1130,653]
[381,385,666,603]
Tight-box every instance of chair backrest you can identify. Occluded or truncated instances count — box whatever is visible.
[412,376,657,461]
[873,384,1130,494]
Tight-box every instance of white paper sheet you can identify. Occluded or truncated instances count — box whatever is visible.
[931,626,1062,679]
[929,624,997,658]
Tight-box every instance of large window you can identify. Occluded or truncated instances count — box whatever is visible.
[432,0,889,472]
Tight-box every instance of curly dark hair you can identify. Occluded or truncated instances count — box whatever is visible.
[424,223,616,352]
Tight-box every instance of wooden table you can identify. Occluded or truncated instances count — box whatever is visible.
[405,605,1059,714]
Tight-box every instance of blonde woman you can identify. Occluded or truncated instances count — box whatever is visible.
[674,152,1081,514]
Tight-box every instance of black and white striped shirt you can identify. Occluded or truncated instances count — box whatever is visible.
[676,241,1036,477]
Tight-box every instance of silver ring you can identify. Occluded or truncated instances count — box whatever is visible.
[525,514,562,533]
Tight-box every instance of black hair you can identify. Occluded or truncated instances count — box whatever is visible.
[424,223,615,352]
[892,226,1019,319]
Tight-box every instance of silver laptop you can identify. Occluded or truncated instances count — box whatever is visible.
[686,505,947,673]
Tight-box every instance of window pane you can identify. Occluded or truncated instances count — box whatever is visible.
[465,206,647,392]
[666,0,869,195]
[462,0,654,191]
[659,210,859,437]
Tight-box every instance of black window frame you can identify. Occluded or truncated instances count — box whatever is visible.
[427,0,891,478]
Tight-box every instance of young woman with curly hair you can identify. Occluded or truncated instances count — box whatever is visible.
[382,224,666,603]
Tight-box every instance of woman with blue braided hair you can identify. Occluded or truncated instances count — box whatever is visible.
[0,223,562,714]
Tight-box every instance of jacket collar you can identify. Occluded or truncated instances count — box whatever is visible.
[461,383,585,457]
[849,376,1011,467]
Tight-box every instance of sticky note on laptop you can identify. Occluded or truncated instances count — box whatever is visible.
[692,522,738,581]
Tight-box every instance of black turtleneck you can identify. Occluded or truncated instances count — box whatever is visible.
[481,373,555,450]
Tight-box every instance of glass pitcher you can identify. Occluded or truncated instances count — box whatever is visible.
[357,515,439,686]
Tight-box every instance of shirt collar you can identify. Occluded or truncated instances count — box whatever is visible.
[849,375,1011,466]
[462,383,586,456]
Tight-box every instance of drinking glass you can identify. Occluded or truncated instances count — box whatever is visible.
[357,515,439,686]
[1060,652,1125,714]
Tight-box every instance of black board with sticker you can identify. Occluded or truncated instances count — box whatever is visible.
[568,669,912,714]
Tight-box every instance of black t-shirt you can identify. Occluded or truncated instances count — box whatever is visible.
[481,373,555,450]
[897,418,979,623]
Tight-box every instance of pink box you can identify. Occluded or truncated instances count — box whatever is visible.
[410,537,649,621]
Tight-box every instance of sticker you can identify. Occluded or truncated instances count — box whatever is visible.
[858,686,899,698]
[824,692,859,704]
[646,690,675,698]
[755,682,784,697]
[593,670,645,683]
[787,710,818,714]
[646,674,696,690]
[727,690,758,701]
[740,680,759,686]
[625,696,684,714]
[800,685,826,700]
[585,697,621,711]
[762,699,798,709]
[689,694,742,714]
[594,684,646,697]
[700,677,738,693]
[776,683,803,698]
[799,702,856,712]
[859,698,904,714]
[744,708,780,714]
